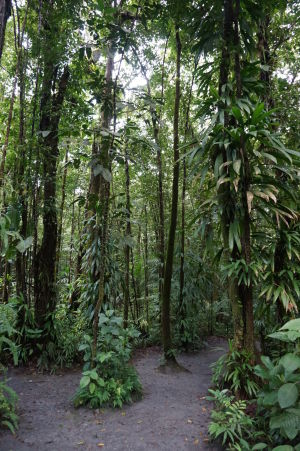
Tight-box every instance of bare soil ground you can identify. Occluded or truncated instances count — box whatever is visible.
[0,337,225,451]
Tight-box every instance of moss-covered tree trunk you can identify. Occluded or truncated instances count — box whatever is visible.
[35,64,70,330]
[217,0,244,351]
[91,49,114,363]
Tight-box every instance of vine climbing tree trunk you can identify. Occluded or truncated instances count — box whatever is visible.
[35,64,70,331]
[233,0,255,356]
[217,0,244,351]
[91,48,114,363]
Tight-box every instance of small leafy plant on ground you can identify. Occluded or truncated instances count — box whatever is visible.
[207,388,265,450]
[73,308,142,408]
[0,375,18,434]
[211,339,259,398]
[255,319,300,446]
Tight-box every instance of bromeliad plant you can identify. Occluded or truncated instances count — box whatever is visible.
[73,308,142,408]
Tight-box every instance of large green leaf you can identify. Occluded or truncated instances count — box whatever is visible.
[279,353,300,373]
[262,390,278,407]
[80,375,90,388]
[16,236,33,253]
[252,444,267,450]
[272,446,293,451]
[281,319,300,332]
[278,383,298,408]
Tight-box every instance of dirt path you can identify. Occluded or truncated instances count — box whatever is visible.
[0,338,225,451]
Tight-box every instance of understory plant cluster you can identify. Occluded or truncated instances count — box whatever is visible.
[0,0,299,446]
[73,308,142,408]
[208,319,300,451]
[0,304,18,434]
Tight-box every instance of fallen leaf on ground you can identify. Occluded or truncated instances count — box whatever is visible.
[194,439,199,445]
[137,420,143,424]
[97,443,104,447]
[76,441,85,445]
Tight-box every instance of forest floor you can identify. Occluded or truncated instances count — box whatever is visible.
[0,337,225,451]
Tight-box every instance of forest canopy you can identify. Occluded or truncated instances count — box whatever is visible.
[0,0,299,449]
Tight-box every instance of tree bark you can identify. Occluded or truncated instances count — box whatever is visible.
[0,0,11,62]
[56,146,69,276]
[123,142,131,328]
[35,65,70,330]
[91,48,114,363]
[161,25,181,360]
[217,0,245,351]
[143,205,149,324]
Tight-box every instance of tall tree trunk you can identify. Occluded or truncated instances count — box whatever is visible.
[35,65,70,331]
[56,146,69,276]
[15,38,28,306]
[68,186,76,284]
[123,143,131,328]
[217,0,244,350]
[161,25,181,360]
[178,63,196,344]
[143,205,149,324]
[178,157,186,333]
[233,0,254,355]
[0,0,28,191]
[0,0,11,62]
[91,48,114,363]
[135,35,168,305]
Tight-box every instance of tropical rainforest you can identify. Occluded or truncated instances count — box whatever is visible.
[0,0,299,449]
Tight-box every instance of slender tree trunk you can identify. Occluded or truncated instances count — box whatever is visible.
[1,260,10,302]
[91,48,114,363]
[56,146,69,276]
[0,0,28,191]
[135,36,168,305]
[0,0,11,62]
[0,77,17,190]
[130,248,138,320]
[68,187,76,284]
[15,40,28,306]
[156,36,169,302]
[123,144,131,328]
[143,205,149,324]
[178,157,186,330]
[178,63,196,344]
[161,25,181,360]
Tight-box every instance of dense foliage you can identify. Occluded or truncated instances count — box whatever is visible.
[0,0,299,447]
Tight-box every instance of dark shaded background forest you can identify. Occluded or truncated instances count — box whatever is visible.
[0,0,299,449]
